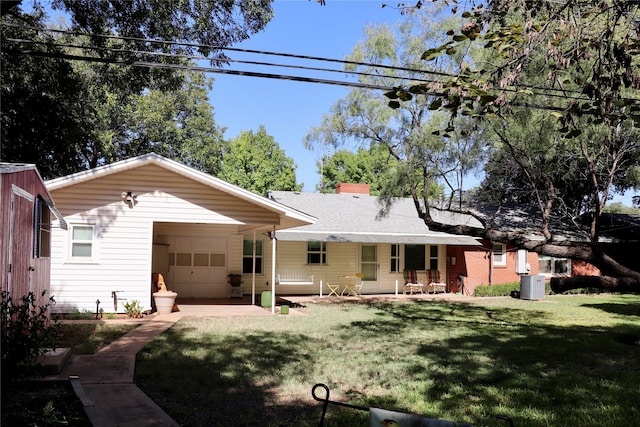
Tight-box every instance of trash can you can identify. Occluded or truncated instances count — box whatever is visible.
[280,304,289,315]
[520,275,545,300]
[261,291,272,308]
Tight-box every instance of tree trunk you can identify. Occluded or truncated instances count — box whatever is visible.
[551,276,640,294]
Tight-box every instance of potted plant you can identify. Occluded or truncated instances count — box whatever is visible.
[228,273,242,287]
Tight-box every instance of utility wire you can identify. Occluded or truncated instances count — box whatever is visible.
[2,31,594,104]
[1,21,594,99]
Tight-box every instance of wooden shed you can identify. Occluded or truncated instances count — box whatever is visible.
[0,163,66,307]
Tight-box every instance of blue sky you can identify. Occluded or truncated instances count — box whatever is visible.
[210,1,400,191]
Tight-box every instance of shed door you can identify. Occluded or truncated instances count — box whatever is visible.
[9,186,35,299]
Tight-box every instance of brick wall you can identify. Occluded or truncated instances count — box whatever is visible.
[446,240,540,295]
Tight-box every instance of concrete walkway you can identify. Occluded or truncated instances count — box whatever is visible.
[44,302,276,426]
[45,312,184,426]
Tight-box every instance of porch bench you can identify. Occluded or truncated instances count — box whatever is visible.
[276,271,315,286]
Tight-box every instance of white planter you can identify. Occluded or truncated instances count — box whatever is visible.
[153,291,177,314]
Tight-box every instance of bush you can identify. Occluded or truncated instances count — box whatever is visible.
[124,300,143,318]
[1,290,60,385]
[473,282,521,297]
[474,281,557,297]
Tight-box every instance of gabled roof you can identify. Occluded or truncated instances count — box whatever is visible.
[45,153,315,229]
[1,162,67,229]
[268,190,481,245]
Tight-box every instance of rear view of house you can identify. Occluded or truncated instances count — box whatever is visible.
[1,163,66,306]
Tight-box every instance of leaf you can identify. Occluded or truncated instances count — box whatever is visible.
[429,99,443,110]
[388,100,400,109]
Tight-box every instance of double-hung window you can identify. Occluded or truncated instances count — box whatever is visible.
[492,242,506,266]
[242,239,263,274]
[307,241,326,265]
[70,224,95,260]
[390,244,401,272]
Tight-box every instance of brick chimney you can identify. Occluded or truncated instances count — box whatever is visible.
[336,183,370,195]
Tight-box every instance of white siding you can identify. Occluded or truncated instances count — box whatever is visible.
[49,164,284,313]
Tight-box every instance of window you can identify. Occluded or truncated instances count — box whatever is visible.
[70,225,94,259]
[404,244,425,271]
[307,241,326,264]
[539,256,571,276]
[243,239,263,274]
[428,245,439,270]
[34,197,51,258]
[492,242,506,266]
[390,244,400,272]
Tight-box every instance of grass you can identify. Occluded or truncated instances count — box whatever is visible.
[133,294,640,426]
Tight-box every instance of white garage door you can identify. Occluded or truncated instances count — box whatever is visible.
[168,236,228,298]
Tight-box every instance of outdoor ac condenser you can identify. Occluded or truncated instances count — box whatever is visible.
[520,275,545,300]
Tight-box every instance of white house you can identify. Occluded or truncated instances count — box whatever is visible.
[46,153,314,314]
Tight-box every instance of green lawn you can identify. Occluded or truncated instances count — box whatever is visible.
[134,294,640,426]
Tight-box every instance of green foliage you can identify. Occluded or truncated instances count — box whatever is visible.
[603,202,640,215]
[305,13,484,204]
[60,308,95,320]
[473,282,523,297]
[1,2,274,178]
[123,300,143,319]
[1,290,60,384]
[219,125,302,194]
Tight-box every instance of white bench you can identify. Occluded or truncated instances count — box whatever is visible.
[276,271,315,285]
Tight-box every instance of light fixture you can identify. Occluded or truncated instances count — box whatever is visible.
[451,256,457,265]
[121,191,138,208]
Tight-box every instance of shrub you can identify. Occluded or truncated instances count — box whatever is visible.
[473,282,521,297]
[1,290,60,385]
[123,300,143,318]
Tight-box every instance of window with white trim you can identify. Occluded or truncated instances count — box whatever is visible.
[492,242,506,266]
[390,244,400,272]
[428,245,439,270]
[70,225,95,259]
[243,239,263,274]
[307,241,326,265]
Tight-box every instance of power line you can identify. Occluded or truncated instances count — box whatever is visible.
[1,21,595,100]
[4,21,633,112]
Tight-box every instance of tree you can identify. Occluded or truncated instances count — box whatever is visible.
[91,70,227,175]
[382,1,640,291]
[317,145,399,195]
[219,126,302,195]
[1,1,274,177]
[305,13,484,202]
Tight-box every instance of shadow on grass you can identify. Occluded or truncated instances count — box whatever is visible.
[135,300,640,427]
[135,326,323,426]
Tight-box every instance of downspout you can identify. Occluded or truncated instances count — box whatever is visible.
[488,245,493,285]
[319,240,325,297]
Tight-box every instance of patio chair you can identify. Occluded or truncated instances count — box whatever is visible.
[325,277,341,297]
[426,270,447,294]
[402,269,424,295]
[354,272,365,295]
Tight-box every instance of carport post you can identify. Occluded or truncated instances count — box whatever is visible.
[251,231,257,306]
[271,226,276,314]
